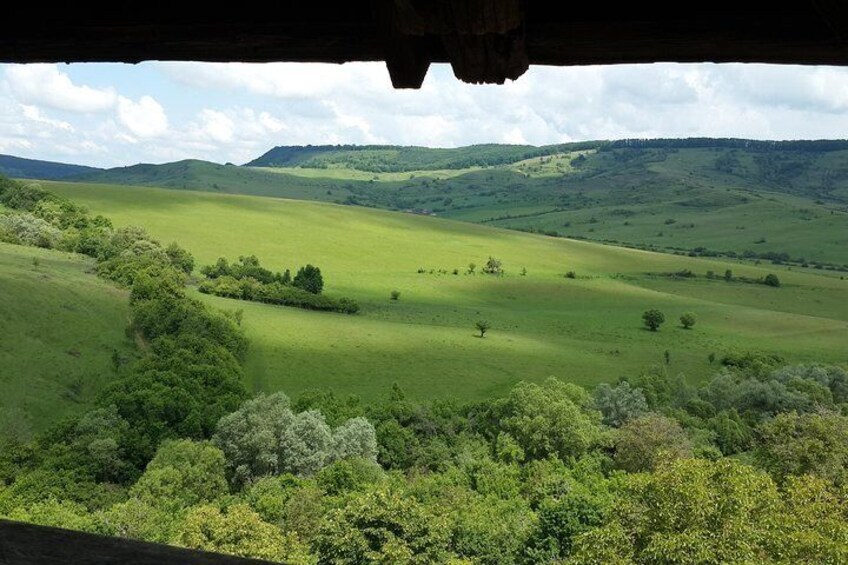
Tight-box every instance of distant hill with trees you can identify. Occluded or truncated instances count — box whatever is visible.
[0,154,100,179]
[6,138,848,266]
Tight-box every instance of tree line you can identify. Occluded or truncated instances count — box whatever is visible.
[198,255,359,314]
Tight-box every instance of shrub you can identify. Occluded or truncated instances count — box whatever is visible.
[293,264,323,294]
[642,309,665,331]
[199,277,358,314]
[0,212,62,248]
[763,273,781,287]
[482,256,503,275]
[390,290,400,301]
[680,312,696,329]
[0,182,52,211]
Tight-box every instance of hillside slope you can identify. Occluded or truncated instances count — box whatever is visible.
[45,181,848,402]
[74,139,848,267]
[0,242,134,439]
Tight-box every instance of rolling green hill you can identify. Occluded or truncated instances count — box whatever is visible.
[0,242,134,440]
[245,142,592,171]
[0,153,100,180]
[42,180,848,404]
[72,139,848,268]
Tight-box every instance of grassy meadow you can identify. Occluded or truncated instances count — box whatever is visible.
[42,180,848,403]
[73,142,848,267]
[0,242,134,438]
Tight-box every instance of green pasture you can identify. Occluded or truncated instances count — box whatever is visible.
[0,242,133,438]
[41,181,847,402]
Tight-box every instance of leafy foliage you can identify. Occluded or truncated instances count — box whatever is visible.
[293,264,324,294]
[213,393,378,488]
[177,504,315,564]
[314,487,452,564]
[642,309,665,331]
[494,378,604,462]
[199,276,358,314]
[764,273,781,287]
[755,410,848,484]
[475,319,490,337]
[592,382,648,427]
[613,413,693,472]
[129,439,228,511]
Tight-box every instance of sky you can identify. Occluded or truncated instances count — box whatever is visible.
[2,61,848,168]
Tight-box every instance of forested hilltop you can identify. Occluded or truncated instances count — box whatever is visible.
[1,174,847,562]
[31,137,847,268]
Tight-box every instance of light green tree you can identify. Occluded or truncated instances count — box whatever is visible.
[314,487,452,564]
[176,503,315,564]
[500,378,604,461]
[130,439,228,512]
[755,410,848,484]
[680,311,696,329]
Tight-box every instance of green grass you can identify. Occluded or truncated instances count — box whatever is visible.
[0,242,134,440]
[72,142,848,267]
[43,181,848,403]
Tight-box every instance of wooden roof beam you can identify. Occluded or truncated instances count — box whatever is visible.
[375,0,529,88]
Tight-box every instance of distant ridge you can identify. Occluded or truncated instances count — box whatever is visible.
[0,154,101,180]
[50,137,848,268]
[245,139,848,173]
[244,142,600,172]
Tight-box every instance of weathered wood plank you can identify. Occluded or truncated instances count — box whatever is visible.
[0,519,279,565]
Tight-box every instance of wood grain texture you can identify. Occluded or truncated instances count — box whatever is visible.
[0,519,279,565]
[0,4,845,84]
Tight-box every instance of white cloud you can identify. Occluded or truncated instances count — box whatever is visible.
[5,64,116,113]
[160,62,391,99]
[5,61,848,168]
[20,105,73,131]
[198,109,235,143]
[117,95,168,138]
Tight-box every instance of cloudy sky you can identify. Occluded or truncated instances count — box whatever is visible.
[2,62,848,168]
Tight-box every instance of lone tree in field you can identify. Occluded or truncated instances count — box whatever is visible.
[475,320,490,338]
[680,312,696,329]
[390,290,400,301]
[293,264,323,294]
[467,262,476,275]
[642,309,665,331]
[482,256,503,276]
[763,273,781,287]
[724,269,733,282]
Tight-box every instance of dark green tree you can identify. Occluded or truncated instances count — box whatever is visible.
[475,320,490,337]
[164,242,195,274]
[680,311,696,329]
[293,265,323,294]
[763,273,781,287]
[642,309,665,331]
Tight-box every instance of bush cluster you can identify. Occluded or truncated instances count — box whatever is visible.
[199,256,358,314]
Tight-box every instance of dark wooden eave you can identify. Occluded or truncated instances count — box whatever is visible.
[0,519,278,565]
[3,1,848,88]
